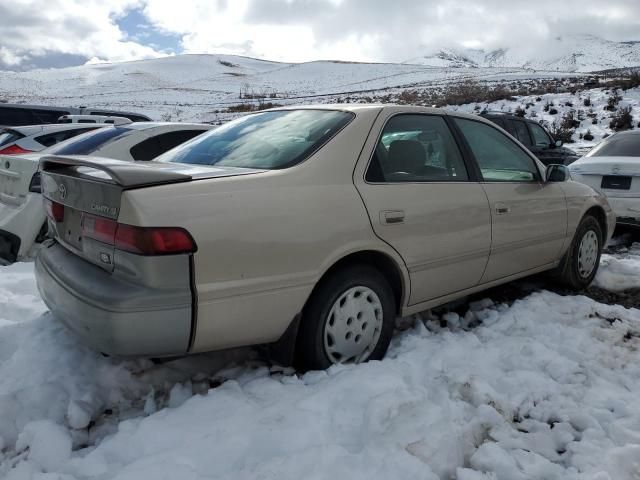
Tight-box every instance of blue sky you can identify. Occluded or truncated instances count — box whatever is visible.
[116,8,181,55]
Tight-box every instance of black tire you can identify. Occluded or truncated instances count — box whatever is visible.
[294,264,396,371]
[35,222,48,244]
[554,215,603,290]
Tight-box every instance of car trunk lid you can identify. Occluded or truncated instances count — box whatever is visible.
[570,156,640,176]
[570,156,640,197]
[40,154,265,270]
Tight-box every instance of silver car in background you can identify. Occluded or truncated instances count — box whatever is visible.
[0,122,213,263]
[570,130,640,227]
[0,124,105,155]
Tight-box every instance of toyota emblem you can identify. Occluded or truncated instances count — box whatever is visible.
[58,183,67,199]
[612,165,621,174]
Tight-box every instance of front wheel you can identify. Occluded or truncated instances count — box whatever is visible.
[295,264,396,371]
[554,215,603,289]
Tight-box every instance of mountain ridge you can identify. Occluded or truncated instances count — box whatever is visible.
[405,34,640,72]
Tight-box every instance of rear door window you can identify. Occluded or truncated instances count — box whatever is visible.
[366,114,469,182]
[512,121,532,146]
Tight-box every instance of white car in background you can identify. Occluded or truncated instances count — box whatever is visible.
[0,124,105,155]
[569,130,640,228]
[0,122,214,263]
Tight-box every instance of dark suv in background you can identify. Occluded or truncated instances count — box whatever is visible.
[481,112,579,165]
[0,103,151,126]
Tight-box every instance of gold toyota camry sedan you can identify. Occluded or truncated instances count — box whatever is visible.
[35,105,615,370]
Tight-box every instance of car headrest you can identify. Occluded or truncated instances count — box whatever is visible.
[388,140,425,173]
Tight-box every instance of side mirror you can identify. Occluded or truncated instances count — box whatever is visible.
[546,164,569,182]
[554,139,563,147]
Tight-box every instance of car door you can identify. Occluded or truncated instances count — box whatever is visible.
[527,122,560,165]
[452,117,568,283]
[511,119,533,149]
[355,112,491,305]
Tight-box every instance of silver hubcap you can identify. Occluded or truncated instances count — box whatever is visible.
[323,286,384,364]
[578,230,598,278]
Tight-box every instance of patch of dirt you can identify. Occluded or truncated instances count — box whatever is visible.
[566,285,640,309]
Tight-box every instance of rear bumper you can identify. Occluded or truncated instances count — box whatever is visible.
[0,192,46,260]
[35,242,192,357]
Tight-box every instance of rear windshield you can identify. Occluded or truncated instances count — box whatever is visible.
[587,133,640,158]
[156,109,354,169]
[0,129,24,147]
[46,126,132,155]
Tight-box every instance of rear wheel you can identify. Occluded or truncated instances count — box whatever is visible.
[554,215,603,289]
[295,264,396,371]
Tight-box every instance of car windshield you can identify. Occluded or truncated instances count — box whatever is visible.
[156,109,354,169]
[43,126,132,155]
[586,133,640,158]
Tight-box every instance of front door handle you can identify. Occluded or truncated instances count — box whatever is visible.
[380,210,405,224]
[495,203,511,215]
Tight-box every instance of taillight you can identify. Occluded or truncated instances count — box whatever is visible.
[0,144,33,155]
[115,224,196,255]
[82,215,117,244]
[81,214,196,255]
[29,172,41,193]
[44,199,64,222]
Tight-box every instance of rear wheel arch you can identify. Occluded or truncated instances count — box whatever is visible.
[310,250,407,315]
[266,249,407,368]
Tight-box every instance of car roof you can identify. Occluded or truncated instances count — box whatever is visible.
[122,122,214,131]
[269,103,478,116]
[480,112,534,121]
[264,104,500,128]
[3,123,105,136]
[0,103,77,112]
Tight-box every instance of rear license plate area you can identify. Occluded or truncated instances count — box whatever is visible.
[59,207,84,250]
[601,175,632,190]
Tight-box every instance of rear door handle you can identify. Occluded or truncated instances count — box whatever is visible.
[380,210,405,224]
[495,203,511,215]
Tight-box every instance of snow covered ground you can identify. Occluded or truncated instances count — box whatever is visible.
[0,242,639,479]
[449,86,640,154]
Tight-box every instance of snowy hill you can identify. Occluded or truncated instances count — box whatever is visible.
[406,35,640,72]
[0,53,585,122]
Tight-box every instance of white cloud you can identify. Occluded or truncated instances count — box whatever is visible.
[0,0,163,70]
[1,0,640,70]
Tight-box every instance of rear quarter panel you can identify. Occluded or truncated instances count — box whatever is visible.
[118,108,408,351]
[561,180,615,244]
